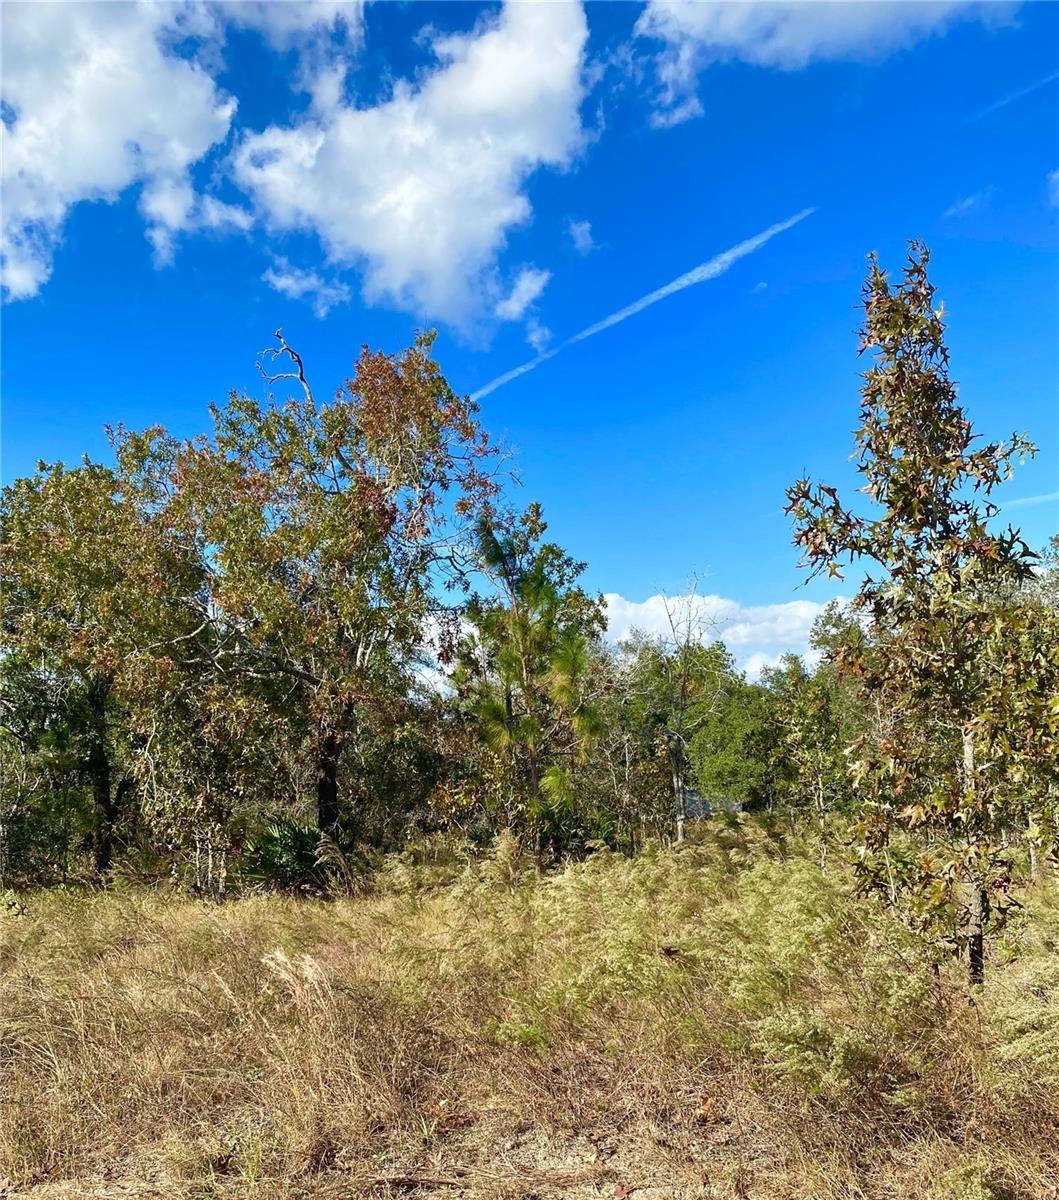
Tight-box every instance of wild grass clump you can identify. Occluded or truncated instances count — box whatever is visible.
[2,820,1057,1198]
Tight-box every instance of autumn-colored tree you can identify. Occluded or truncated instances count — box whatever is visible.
[787,243,1050,982]
[119,332,498,841]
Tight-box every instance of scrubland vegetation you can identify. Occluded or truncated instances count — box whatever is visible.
[2,247,1058,1196]
[4,826,1059,1199]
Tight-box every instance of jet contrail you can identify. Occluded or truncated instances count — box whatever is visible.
[999,490,1059,511]
[470,206,816,401]
[974,70,1059,119]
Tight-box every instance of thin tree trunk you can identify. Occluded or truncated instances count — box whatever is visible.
[816,773,828,874]
[963,726,985,987]
[88,736,114,875]
[317,731,340,837]
[968,886,986,987]
[672,739,686,845]
[86,680,123,878]
[883,846,898,905]
[1028,836,1039,882]
[527,748,544,865]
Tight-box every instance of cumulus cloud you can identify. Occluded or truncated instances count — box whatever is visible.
[262,256,351,317]
[232,1,588,327]
[224,0,366,109]
[1049,169,1059,208]
[567,217,595,255]
[224,1,365,49]
[603,591,830,648]
[1,2,235,299]
[496,266,552,321]
[636,1,1009,126]
[602,590,839,678]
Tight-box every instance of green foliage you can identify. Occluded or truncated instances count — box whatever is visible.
[0,275,1053,1025]
[689,670,779,810]
[454,503,606,855]
[1,459,206,876]
[787,243,1055,981]
[240,820,332,893]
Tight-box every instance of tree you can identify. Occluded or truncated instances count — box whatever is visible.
[1,461,204,875]
[622,588,730,841]
[688,659,779,815]
[787,243,1049,983]
[0,653,94,884]
[454,504,605,857]
[585,646,674,849]
[120,331,498,841]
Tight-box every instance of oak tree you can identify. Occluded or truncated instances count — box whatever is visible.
[787,244,1048,982]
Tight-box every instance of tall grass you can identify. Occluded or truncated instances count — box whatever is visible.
[2,822,1057,1198]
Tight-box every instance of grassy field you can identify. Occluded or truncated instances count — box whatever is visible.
[2,824,1058,1200]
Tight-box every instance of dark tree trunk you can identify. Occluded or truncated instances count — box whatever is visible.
[86,681,119,877]
[317,731,340,837]
[89,737,114,876]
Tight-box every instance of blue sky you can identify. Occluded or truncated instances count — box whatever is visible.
[2,1,1057,672]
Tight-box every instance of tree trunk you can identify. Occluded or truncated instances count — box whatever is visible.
[968,885,986,987]
[962,726,985,987]
[527,750,544,865]
[816,773,828,874]
[86,680,124,878]
[317,731,340,837]
[88,736,114,876]
[671,740,686,844]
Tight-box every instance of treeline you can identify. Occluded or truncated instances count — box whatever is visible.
[2,246,1058,979]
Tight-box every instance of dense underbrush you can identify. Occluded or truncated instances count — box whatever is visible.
[2,822,1057,1198]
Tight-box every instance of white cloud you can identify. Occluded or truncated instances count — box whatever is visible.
[526,317,552,354]
[262,256,351,317]
[740,650,785,680]
[943,187,994,219]
[142,183,253,265]
[636,1,1009,126]
[567,217,595,254]
[1,2,236,299]
[603,591,830,648]
[232,2,588,328]
[224,1,365,49]
[1048,169,1059,208]
[741,647,823,681]
[603,591,839,679]
[496,266,552,321]
[223,0,366,110]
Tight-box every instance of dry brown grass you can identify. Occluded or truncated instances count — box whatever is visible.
[2,828,1058,1199]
